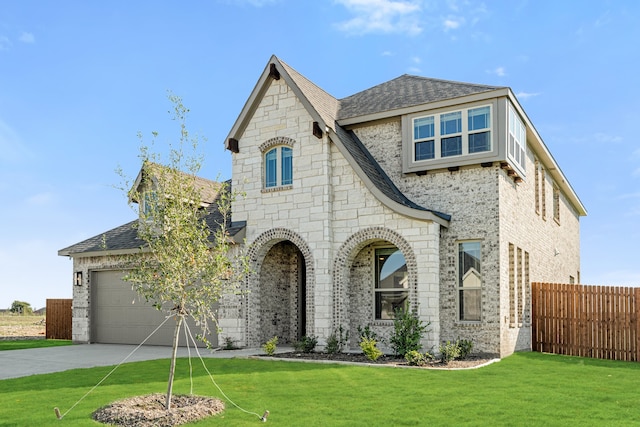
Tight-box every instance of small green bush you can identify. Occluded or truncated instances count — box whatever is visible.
[357,324,379,341]
[439,340,461,364]
[389,308,430,357]
[457,338,474,358]
[405,350,434,366]
[262,336,278,356]
[326,326,349,354]
[359,337,383,361]
[222,336,238,350]
[294,335,318,353]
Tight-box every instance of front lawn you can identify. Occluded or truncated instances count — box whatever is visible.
[0,339,72,351]
[0,352,639,426]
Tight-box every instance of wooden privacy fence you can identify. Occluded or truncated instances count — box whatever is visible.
[532,282,640,361]
[46,299,72,340]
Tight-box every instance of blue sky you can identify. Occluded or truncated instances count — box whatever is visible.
[1,0,639,309]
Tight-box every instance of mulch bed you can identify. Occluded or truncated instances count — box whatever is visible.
[261,351,498,369]
[92,394,224,427]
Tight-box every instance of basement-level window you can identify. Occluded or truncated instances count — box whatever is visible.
[374,247,409,320]
[458,241,482,322]
[264,146,292,188]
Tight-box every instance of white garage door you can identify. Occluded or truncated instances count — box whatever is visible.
[91,270,217,347]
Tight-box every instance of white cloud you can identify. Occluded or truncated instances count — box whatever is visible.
[411,56,421,64]
[381,50,394,56]
[408,66,421,73]
[593,132,622,144]
[19,32,35,44]
[334,0,423,36]
[515,91,540,100]
[486,66,506,77]
[443,16,464,31]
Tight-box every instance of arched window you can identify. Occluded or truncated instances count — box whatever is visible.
[264,146,293,188]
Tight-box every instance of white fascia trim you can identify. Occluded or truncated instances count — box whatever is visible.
[507,90,587,216]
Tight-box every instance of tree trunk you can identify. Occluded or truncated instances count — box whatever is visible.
[165,314,183,410]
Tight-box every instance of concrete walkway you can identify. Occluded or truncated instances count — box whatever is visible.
[0,344,270,380]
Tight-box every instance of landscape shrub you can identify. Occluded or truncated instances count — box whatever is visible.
[262,336,278,356]
[294,335,318,353]
[326,326,349,354]
[389,308,430,357]
[357,324,379,341]
[222,336,238,350]
[359,337,383,361]
[439,340,461,364]
[457,338,474,358]
[404,350,434,366]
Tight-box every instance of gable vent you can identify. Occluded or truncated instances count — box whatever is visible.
[269,63,280,80]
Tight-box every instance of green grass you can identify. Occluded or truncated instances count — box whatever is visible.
[1,352,640,426]
[0,339,72,351]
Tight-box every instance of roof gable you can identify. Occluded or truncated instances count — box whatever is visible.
[225,55,450,226]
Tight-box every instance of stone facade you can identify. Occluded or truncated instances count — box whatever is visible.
[222,72,582,358]
[66,59,583,357]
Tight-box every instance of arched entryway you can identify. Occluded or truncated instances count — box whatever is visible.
[259,241,306,343]
[246,228,315,346]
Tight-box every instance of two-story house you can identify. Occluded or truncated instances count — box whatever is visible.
[59,56,586,357]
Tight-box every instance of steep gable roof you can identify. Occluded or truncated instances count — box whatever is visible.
[225,55,451,227]
[337,75,503,121]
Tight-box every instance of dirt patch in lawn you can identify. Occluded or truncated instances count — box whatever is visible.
[0,315,45,340]
[92,394,225,427]
[261,351,498,369]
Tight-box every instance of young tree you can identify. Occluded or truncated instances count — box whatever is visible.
[120,94,248,410]
[10,300,32,315]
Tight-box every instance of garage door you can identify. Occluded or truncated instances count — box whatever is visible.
[91,270,217,347]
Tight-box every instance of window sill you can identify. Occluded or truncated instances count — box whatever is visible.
[262,185,293,193]
[454,321,483,327]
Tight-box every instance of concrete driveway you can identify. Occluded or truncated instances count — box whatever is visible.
[0,344,265,380]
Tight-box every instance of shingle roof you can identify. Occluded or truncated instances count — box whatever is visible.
[279,59,340,132]
[335,126,450,221]
[58,182,246,257]
[337,74,503,121]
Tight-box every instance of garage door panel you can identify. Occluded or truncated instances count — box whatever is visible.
[91,270,217,347]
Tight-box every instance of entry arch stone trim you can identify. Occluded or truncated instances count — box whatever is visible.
[245,228,315,346]
[332,227,418,330]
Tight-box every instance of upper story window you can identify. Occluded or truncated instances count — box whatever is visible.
[413,105,492,162]
[264,146,293,188]
[141,190,158,220]
[508,104,526,175]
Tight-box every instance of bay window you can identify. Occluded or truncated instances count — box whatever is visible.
[412,105,492,162]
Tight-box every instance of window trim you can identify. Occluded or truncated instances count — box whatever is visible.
[412,104,493,161]
[403,99,499,173]
[457,240,483,323]
[262,145,293,191]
